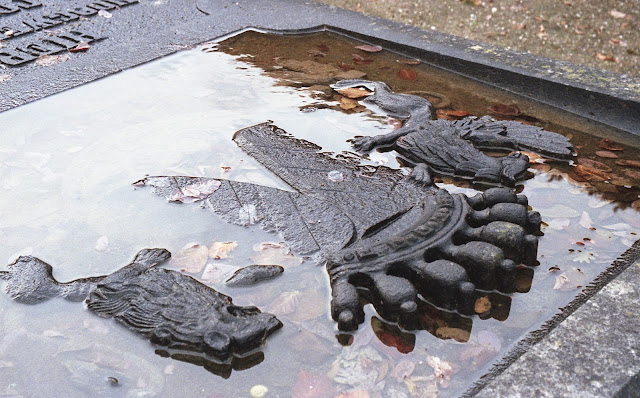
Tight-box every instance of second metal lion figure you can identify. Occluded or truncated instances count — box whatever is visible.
[332,79,576,186]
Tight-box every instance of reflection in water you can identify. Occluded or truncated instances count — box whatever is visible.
[155,350,265,379]
[0,29,638,398]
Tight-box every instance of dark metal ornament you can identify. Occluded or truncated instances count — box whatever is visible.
[1,248,282,369]
[332,79,575,186]
[139,122,542,333]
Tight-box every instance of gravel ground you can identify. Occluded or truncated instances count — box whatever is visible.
[313,0,640,77]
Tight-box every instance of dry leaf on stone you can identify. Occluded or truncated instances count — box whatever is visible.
[336,87,372,99]
[70,42,90,53]
[355,44,383,52]
[35,54,69,66]
[168,179,221,203]
[0,74,10,82]
[208,241,237,259]
[398,69,417,80]
[169,243,208,273]
[595,150,619,159]
[595,53,618,62]
[598,139,624,151]
[251,242,304,268]
[610,10,627,19]
[98,9,112,18]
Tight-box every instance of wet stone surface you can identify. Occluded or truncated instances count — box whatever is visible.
[0,24,639,398]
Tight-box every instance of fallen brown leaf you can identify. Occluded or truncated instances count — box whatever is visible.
[610,10,627,19]
[35,53,70,66]
[355,44,382,52]
[307,49,326,57]
[396,58,421,65]
[352,53,373,64]
[169,243,209,273]
[336,87,372,99]
[336,62,353,71]
[595,150,619,159]
[70,42,90,53]
[208,241,238,259]
[595,53,618,62]
[577,158,612,172]
[489,103,521,117]
[615,159,640,169]
[339,96,359,110]
[599,139,624,151]
[398,69,417,80]
[573,164,611,181]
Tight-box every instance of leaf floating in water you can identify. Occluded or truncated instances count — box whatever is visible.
[200,262,236,284]
[595,150,619,159]
[335,87,372,99]
[169,243,208,273]
[251,242,304,268]
[598,139,624,151]
[95,236,109,251]
[268,291,301,316]
[307,49,326,57]
[391,360,416,383]
[624,169,640,180]
[396,58,421,65]
[337,62,353,71]
[489,103,521,117]
[426,355,456,388]
[615,160,640,169]
[398,69,417,80]
[573,164,611,182]
[292,370,336,398]
[435,326,471,342]
[352,54,373,64]
[208,241,238,259]
[339,97,360,110]
[225,264,284,286]
[577,158,613,173]
[579,211,594,229]
[169,179,221,203]
[355,44,383,52]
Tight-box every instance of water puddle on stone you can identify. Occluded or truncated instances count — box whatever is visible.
[0,30,638,397]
